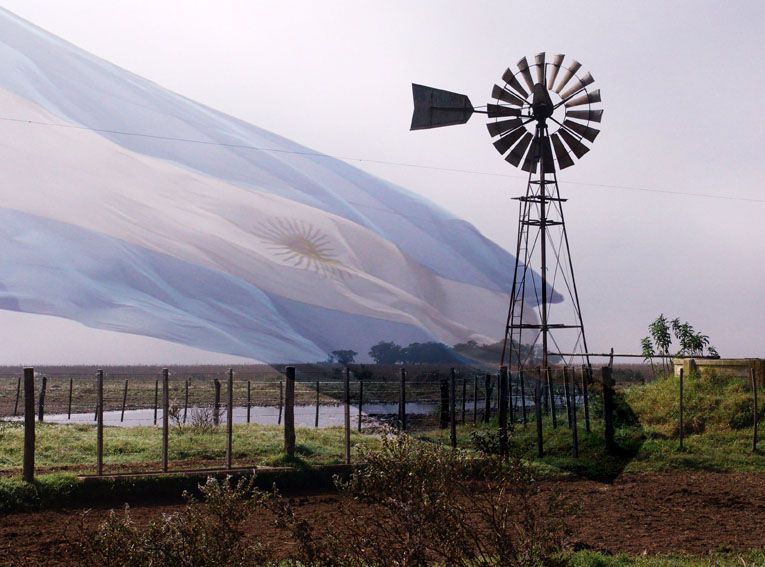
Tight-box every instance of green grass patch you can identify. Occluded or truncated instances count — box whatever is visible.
[563,549,765,566]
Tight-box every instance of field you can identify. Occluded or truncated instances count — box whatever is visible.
[1,365,764,565]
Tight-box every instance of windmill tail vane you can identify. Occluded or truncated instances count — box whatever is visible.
[410,52,604,372]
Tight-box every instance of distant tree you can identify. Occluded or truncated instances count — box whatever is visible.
[644,315,718,371]
[331,349,358,366]
[641,336,656,378]
[402,342,460,364]
[649,314,672,372]
[368,341,403,364]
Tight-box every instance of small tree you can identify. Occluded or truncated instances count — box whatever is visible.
[368,341,403,364]
[641,336,656,378]
[649,314,672,372]
[331,349,358,366]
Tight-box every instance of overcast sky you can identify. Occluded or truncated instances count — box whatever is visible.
[0,0,763,363]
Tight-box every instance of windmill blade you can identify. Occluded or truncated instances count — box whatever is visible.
[563,119,599,142]
[500,68,529,98]
[410,84,474,130]
[487,118,522,137]
[566,109,603,123]
[506,131,533,167]
[534,52,546,85]
[491,84,525,106]
[560,71,595,100]
[487,104,521,118]
[564,89,602,108]
[540,134,556,174]
[521,137,540,173]
[558,128,590,159]
[547,54,564,90]
[550,132,575,169]
[492,126,526,155]
[517,57,536,91]
[554,60,581,94]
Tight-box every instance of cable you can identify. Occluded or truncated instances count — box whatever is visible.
[1,114,763,204]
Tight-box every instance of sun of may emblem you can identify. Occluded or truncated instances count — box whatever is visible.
[254,218,345,279]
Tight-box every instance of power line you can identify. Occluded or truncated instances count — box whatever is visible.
[2,114,763,205]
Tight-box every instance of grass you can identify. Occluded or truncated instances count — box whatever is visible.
[0,421,379,474]
[563,550,765,566]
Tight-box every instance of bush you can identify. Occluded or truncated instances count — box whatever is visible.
[722,395,764,430]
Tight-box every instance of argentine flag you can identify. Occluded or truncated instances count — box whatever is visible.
[0,8,542,363]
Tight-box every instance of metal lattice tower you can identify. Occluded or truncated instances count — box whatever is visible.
[410,52,603,372]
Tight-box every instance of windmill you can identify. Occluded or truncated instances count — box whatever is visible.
[411,53,603,373]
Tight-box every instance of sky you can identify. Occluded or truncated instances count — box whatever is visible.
[0,0,762,363]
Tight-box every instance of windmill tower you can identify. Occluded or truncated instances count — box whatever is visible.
[411,53,603,372]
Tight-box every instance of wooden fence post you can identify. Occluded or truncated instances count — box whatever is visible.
[520,369,528,426]
[246,380,251,424]
[439,375,450,429]
[13,375,20,417]
[23,368,35,483]
[679,368,685,450]
[278,380,283,425]
[546,368,557,428]
[398,367,407,431]
[569,369,579,458]
[450,368,457,448]
[153,379,158,425]
[162,368,169,472]
[67,377,73,420]
[472,374,478,425]
[563,367,572,429]
[213,379,221,426]
[507,369,514,427]
[284,367,296,457]
[499,366,509,456]
[226,368,234,469]
[483,373,492,423]
[343,367,351,464]
[752,368,759,453]
[602,366,616,454]
[183,379,189,424]
[315,380,320,429]
[534,369,544,458]
[461,376,467,424]
[120,379,128,423]
[582,365,591,433]
[357,378,363,432]
[37,375,47,422]
[96,369,104,476]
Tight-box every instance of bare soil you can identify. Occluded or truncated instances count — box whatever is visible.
[1,471,763,565]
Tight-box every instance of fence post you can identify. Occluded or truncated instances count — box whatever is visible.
[398,367,407,431]
[752,368,759,453]
[483,373,492,423]
[226,368,233,469]
[183,379,189,425]
[499,366,509,457]
[508,369,514,427]
[461,375,467,424]
[120,379,128,423]
[520,369,527,426]
[450,368,457,448]
[162,368,169,472]
[23,367,35,483]
[13,375,20,417]
[357,377,363,432]
[472,375,478,425]
[582,365,591,433]
[343,367,351,464]
[569,369,579,458]
[278,380,283,425]
[213,379,221,426]
[97,369,104,476]
[678,367,684,450]
[534,369,544,458]
[246,380,251,424]
[602,366,616,454]
[315,380,320,429]
[439,375,449,429]
[37,375,47,422]
[153,379,158,425]
[546,368,557,428]
[284,367,296,457]
[67,377,73,420]
[563,367,572,429]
